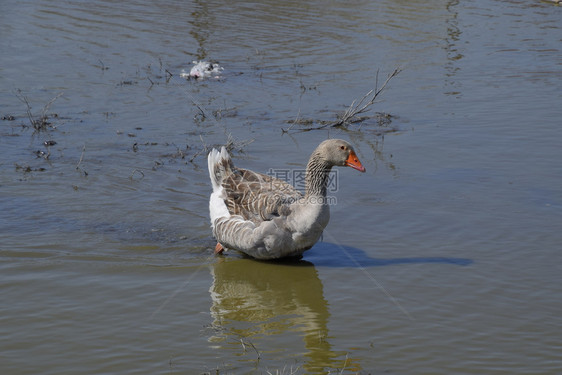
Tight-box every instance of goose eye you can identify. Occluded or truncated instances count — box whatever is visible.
[340,145,345,150]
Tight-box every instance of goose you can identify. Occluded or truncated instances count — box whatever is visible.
[207,139,366,260]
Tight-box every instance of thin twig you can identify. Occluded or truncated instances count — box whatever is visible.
[14,90,36,128]
[240,339,261,361]
[339,353,349,374]
[41,92,63,119]
[191,98,208,119]
[188,134,209,162]
[281,108,301,133]
[76,144,86,169]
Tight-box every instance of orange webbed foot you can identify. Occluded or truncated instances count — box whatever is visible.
[214,242,224,254]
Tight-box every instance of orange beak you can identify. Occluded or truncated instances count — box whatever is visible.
[345,151,366,173]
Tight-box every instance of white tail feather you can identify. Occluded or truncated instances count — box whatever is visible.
[207,148,221,192]
[208,147,231,227]
[207,146,231,191]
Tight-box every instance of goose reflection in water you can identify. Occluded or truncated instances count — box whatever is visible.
[207,243,470,372]
[208,256,360,373]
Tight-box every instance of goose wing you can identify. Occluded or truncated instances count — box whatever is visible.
[222,167,303,224]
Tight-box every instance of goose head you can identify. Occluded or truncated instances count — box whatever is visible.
[315,139,366,173]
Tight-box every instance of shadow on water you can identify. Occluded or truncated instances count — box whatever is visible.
[304,242,473,268]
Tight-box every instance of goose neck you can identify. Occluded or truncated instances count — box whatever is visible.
[304,154,332,198]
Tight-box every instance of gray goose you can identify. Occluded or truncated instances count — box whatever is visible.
[207,139,365,260]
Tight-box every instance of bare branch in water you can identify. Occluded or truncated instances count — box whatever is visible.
[281,108,302,134]
[240,339,261,361]
[331,68,401,128]
[14,90,63,131]
[285,67,401,133]
[41,92,63,120]
[14,90,36,129]
[188,135,209,163]
[331,68,401,127]
[76,144,88,176]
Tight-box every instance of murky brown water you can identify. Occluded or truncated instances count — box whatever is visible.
[1,0,561,373]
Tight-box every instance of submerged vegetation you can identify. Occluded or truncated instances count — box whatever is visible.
[14,89,63,132]
[3,63,400,185]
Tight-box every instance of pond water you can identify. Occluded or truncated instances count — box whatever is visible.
[1,0,561,374]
